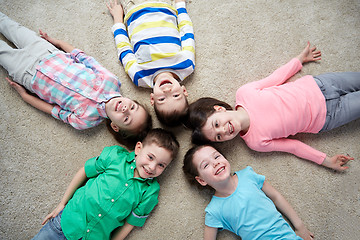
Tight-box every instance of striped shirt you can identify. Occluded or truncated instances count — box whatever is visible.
[112,1,195,88]
[31,49,122,130]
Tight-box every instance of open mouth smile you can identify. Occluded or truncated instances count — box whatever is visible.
[115,101,122,111]
[159,80,172,87]
[143,166,153,176]
[228,122,234,134]
[215,166,225,175]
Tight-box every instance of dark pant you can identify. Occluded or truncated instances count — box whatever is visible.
[314,72,360,132]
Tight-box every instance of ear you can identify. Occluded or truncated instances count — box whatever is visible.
[182,86,188,97]
[213,105,226,112]
[195,176,208,186]
[110,122,120,132]
[134,141,143,155]
[150,93,155,106]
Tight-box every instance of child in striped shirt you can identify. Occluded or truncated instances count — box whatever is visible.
[107,0,195,126]
[0,12,152,149]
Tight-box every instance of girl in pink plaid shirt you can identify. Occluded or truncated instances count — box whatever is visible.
[0,12,151,149]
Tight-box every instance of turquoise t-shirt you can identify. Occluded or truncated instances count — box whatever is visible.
[205,166,302,240]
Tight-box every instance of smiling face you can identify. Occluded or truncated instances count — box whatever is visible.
[151,72,188,114]
[201,106,242,142]
[105,97,148,133]
[134,142,173,179]
[193,146,231,188]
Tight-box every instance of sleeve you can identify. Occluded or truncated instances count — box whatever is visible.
[176,2,195,62]
[111,23,141,86]
[125,182,160,227]
[243,167,265,189]
[205,208,223,230]
[250,58,303,90]
[70,49,120,85]
[51,105,102,130]
[259,138,326,165]
[84,146,119,178]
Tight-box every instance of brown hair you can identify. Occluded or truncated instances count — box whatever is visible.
[106,101,153,150]
[154,98,189,127]
[182,144,216,190]
[187,97,232,144]
[142,128,180,160]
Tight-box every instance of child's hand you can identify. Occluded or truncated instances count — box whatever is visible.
[41,203,65,225]
[295,225,314,240]
[296,41,321,64]
[6,77,27,96]
[106,0,124,24]
[39,29,61,47]
[322,154,353,171]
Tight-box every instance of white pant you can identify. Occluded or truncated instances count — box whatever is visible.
[0,12,58,91]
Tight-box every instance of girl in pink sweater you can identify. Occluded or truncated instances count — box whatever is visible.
[187,42,359,171]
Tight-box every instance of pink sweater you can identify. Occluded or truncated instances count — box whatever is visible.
[235,58,327,164]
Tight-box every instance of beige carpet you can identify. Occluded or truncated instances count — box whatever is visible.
[1,0,359,239]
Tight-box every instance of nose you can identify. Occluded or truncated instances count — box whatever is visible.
[213,161,219,168]
[122,105,128,112]
[149,162,156,171]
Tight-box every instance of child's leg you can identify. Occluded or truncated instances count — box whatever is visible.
[31,211,66,240]
[0,13,58,90]
[0,12,56,53]
[315,72,360,131]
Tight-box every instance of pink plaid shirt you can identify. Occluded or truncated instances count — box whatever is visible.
[30,49,121,130]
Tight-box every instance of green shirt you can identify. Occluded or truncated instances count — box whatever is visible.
[61,146,160,240]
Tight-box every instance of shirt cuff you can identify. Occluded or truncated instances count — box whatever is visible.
[126,211,148,227]
[176,1,186,9]
[51,106,61,120]
[112,23,126,33]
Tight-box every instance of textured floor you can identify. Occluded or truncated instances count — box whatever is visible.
[1,0,359,239]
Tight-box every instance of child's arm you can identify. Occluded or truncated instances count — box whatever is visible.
[6,77,54,115]
[39,29,75,53]
[41,167,88,225]
[111,222,135,240]
[262,181,314,240]
[251,42,321,90]
[176,0,195,57]
[204,225,218,240]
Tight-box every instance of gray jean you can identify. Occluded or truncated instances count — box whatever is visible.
[0,12,59,91]
[314,72,360,132]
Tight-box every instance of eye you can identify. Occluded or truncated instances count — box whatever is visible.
[216,134,221,141]
[148,155,153,160]
[214,121,219,128]
[173,94,180,98]
[203,163,208,169]
[131,104,135,110]
[159,163,165,168]
[124,116,129,122]
[215,155,220,159]
[158,97,165,102]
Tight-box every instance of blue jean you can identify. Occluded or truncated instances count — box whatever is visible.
[32,211,67,240]
[314,72,360,132]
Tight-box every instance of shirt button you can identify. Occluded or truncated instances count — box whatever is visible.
[111,199,114,202]
[98,214,102,217]
[125,183,128,187]
[87,229,90,233]
[131,166,133,169]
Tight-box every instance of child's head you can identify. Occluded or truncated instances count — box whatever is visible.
[105,97,153,149]
[134,128,180,179]
[183,144,231,189]
[151,72,189,127]
[187,97,233,144]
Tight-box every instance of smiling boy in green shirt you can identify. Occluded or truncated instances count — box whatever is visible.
[32,128,179,240]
